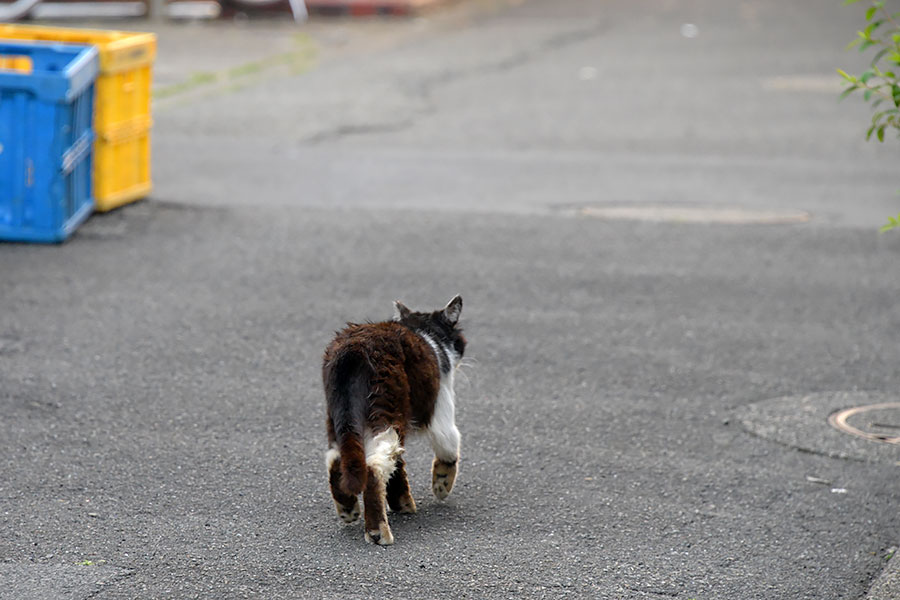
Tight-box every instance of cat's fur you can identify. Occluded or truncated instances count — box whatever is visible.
[322,296,466,546]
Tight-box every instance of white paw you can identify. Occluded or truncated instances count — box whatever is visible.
[365,525,394,546]
[432,478,452,500]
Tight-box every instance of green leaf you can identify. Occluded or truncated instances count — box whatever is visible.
[893,84,900,107]
[837,68,856,82]
[860,69,875,83]
[877,124,886,141]
[867,123,877,140]
[864,89,873,101]
[840,85,858,100]
[860,40,875,52]
[864,20,884,36]
[871,48,890,66]
[866,6,877,20]
[847,38,862,50]
[880,215,900,232]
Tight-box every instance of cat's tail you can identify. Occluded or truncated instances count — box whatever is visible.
[326,352,370,496]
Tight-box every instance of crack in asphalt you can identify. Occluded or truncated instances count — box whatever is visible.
[304,20,608,144]
[410,19,609,98]
[621,585,681,598]
[304,120,416,144]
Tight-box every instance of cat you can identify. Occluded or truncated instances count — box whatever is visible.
[322,295,466,546]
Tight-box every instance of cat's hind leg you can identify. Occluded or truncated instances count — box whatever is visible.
[386,457,416,514]
[326,448,360,524]
[362,428,402,545]
[363,466,393,545]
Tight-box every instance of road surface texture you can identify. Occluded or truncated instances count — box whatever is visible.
[1,0,899,598]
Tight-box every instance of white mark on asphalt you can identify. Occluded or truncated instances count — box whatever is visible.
[680,23,699,38]
[762,75,844,94]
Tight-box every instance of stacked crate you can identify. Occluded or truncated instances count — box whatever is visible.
[0,25,157,214]
[0,41,98,242]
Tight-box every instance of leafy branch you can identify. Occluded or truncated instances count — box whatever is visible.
[839,0,900,230]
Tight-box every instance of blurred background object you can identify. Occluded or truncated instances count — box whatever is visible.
[0,0,459,21]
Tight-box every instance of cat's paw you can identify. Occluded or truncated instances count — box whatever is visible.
[388,491,417,514]
[432,478,451,500]
[336,502,360,524]
[396,494,417,514]
[432,458,457,501]
[365,523,394,546]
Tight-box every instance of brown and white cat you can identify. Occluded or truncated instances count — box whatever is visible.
[322,296,466,546]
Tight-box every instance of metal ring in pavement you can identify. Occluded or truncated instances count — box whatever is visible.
[828,403,900,445]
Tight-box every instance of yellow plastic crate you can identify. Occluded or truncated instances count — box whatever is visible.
[0,24,156,212]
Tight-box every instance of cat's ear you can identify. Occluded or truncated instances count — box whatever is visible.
[442,295,463,325]
[393,300,412,321]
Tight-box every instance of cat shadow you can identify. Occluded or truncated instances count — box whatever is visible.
[392,496,467,537]
[331,495,464,547]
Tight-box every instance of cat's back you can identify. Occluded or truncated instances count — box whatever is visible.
[323,319,440,428]
[323,321,429,370]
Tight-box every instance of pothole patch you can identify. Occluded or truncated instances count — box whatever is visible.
[577,204,811,225]
[736,392,900,465]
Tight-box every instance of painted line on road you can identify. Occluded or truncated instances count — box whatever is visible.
[578,204,811,225]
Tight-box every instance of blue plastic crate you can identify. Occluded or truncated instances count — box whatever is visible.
[0,41,98,243]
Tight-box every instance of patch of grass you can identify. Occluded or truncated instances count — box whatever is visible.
[154,71,219,99]
[227,61,265,78]
[153,35,318,101]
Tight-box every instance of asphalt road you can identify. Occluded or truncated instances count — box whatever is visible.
[2,1,899,598]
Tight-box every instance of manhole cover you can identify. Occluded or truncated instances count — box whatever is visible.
[828,403,900,445]
[735,392,900,465]
[578,205,811,225]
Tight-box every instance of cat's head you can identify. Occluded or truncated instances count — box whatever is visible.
[393,295,466,365]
